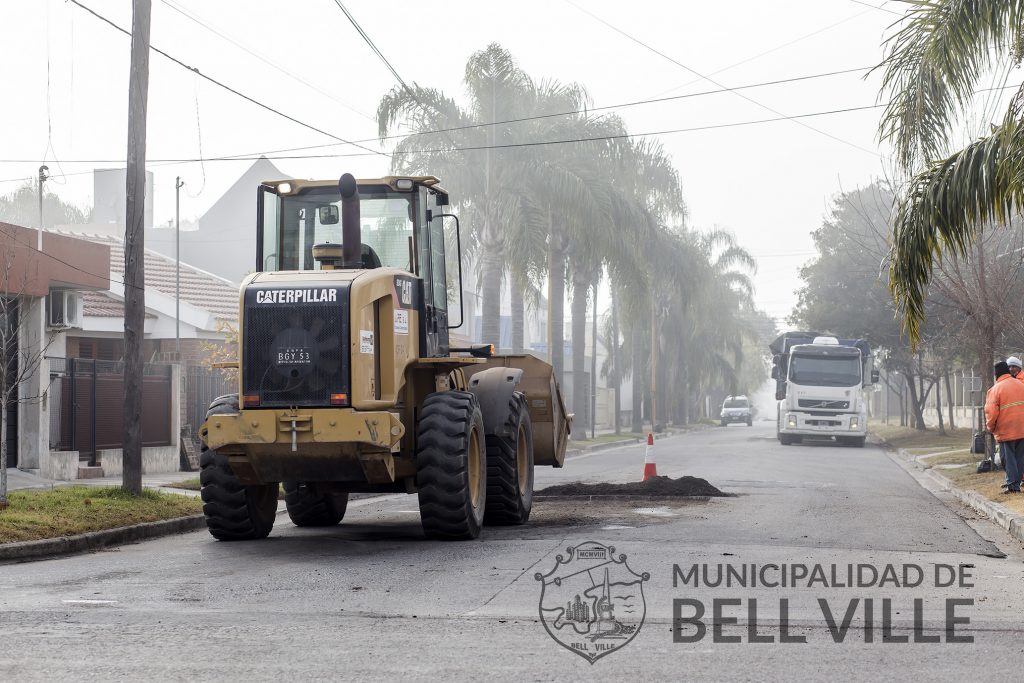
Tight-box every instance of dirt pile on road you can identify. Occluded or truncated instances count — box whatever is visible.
[536,475,728,498]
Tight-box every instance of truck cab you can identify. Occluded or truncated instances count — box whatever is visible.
[771,334,877,447]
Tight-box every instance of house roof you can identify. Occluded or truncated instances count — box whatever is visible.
[81,289,156,319]
[54,231,239,324]
[200,156,287,228]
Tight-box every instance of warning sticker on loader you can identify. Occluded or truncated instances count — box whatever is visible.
[394,310,409,335]
[360,330,374,354]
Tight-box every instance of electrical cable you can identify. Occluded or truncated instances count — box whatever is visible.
[67,0,389,159]
[157,0,376,123]
[564,0,882,157]
[0,101,890,171]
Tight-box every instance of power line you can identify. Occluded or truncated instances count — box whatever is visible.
[564,0,882,157]
[329,0,464,152]
[157,0,375,123]
[0,62,882,174]
[331,0,413,94]
[0,65,874,170]
[650,4,885,99]
[67,0,388,159]
[846,0,903,17]
[0,101,888,173]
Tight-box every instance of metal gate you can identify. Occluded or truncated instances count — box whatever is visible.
[184,366,234,437]
[49,358,173,465]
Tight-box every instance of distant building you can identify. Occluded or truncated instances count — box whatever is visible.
[93,168,154,230]
[146,157,289,285]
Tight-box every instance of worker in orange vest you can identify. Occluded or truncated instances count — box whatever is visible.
[986,360,1024,493]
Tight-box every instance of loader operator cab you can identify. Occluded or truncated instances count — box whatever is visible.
[256,176,458,357]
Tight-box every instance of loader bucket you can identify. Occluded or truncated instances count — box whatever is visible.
[466,354,572,467]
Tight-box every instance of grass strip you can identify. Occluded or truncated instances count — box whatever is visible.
[0,486,202,544]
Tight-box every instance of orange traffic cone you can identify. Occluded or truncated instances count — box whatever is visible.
[643,432,658,481]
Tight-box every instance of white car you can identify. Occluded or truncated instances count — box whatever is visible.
[720,395,753,427]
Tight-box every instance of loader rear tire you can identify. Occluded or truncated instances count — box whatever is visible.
[199,396,278,541]
[484,393,534,526]
[283,482,348,527]
[416,391,487,541]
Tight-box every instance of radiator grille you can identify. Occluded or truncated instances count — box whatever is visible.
[242,287,349,407]
[798,399,849,410]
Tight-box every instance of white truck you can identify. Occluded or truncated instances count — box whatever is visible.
[770,332,878,447]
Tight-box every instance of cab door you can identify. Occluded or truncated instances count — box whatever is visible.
[416,187,449,357]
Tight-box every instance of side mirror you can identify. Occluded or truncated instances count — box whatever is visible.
[318,205,339,225]
[870,369,880,384]
[770,366,778,380]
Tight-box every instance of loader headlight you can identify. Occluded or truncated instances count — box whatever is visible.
[850,416,860,430]
[787,414,797,428]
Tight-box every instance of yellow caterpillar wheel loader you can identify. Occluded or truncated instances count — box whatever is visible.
[199,173,571,541]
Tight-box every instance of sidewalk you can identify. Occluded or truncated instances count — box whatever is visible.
[4,468,198,493]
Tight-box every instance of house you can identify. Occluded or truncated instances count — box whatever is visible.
[38,230,240,480]
[0,222,110,475]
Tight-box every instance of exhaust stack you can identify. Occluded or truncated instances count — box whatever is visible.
[339,173,362,269]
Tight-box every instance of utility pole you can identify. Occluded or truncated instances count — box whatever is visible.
[175,176,183,359]
[590,282,597,440]
[123,0,152,496]
[37,165,49,248]
[611,289,620,435]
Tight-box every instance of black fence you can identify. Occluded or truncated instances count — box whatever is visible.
[48,358,173,465]
[184,366,234,438]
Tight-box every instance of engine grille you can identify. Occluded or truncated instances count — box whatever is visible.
[242,286,349,407]
[798,399,849,410]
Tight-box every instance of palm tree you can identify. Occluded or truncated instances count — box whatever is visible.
[877,0,1024,343]
[378,44,533,346]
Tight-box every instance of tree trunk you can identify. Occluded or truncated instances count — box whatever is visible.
[570,268,589,433]
[0,393,7,506]
[905,371,926,430]
[945,367,955,430]
[631,325,643,433]
[480,246,503,347]
[935,373,945,436]
[547,213,565,388]
[510,282,523,353]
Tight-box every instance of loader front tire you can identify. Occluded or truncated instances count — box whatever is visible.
[484,393,534,526]
[283,482,348,527]
[416,391,487,540]
[199,396,278,541]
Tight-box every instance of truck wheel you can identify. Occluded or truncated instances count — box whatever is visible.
[416,391,487,540]
[199,396,278,541]
[484,393,534,526]
[779,433,794,446]
[283,482,348,526]
[720,419,727,427]
[841,436,866,448]
[746,418,753,427]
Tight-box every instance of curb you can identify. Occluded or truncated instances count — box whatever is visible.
[898,447,1024,545]
[0,514,206,564]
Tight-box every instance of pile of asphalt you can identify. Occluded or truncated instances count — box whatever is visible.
[536,475,728,498]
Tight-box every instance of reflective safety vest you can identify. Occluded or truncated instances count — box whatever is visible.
[985,374,1024,442]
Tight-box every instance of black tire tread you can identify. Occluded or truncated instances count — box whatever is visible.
[283,481,347,526]
[199,397,277,541]
[483,393,534,525]
[416,391,485,541]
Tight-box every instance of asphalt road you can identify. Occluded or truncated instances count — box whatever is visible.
[3,423,1024,681]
